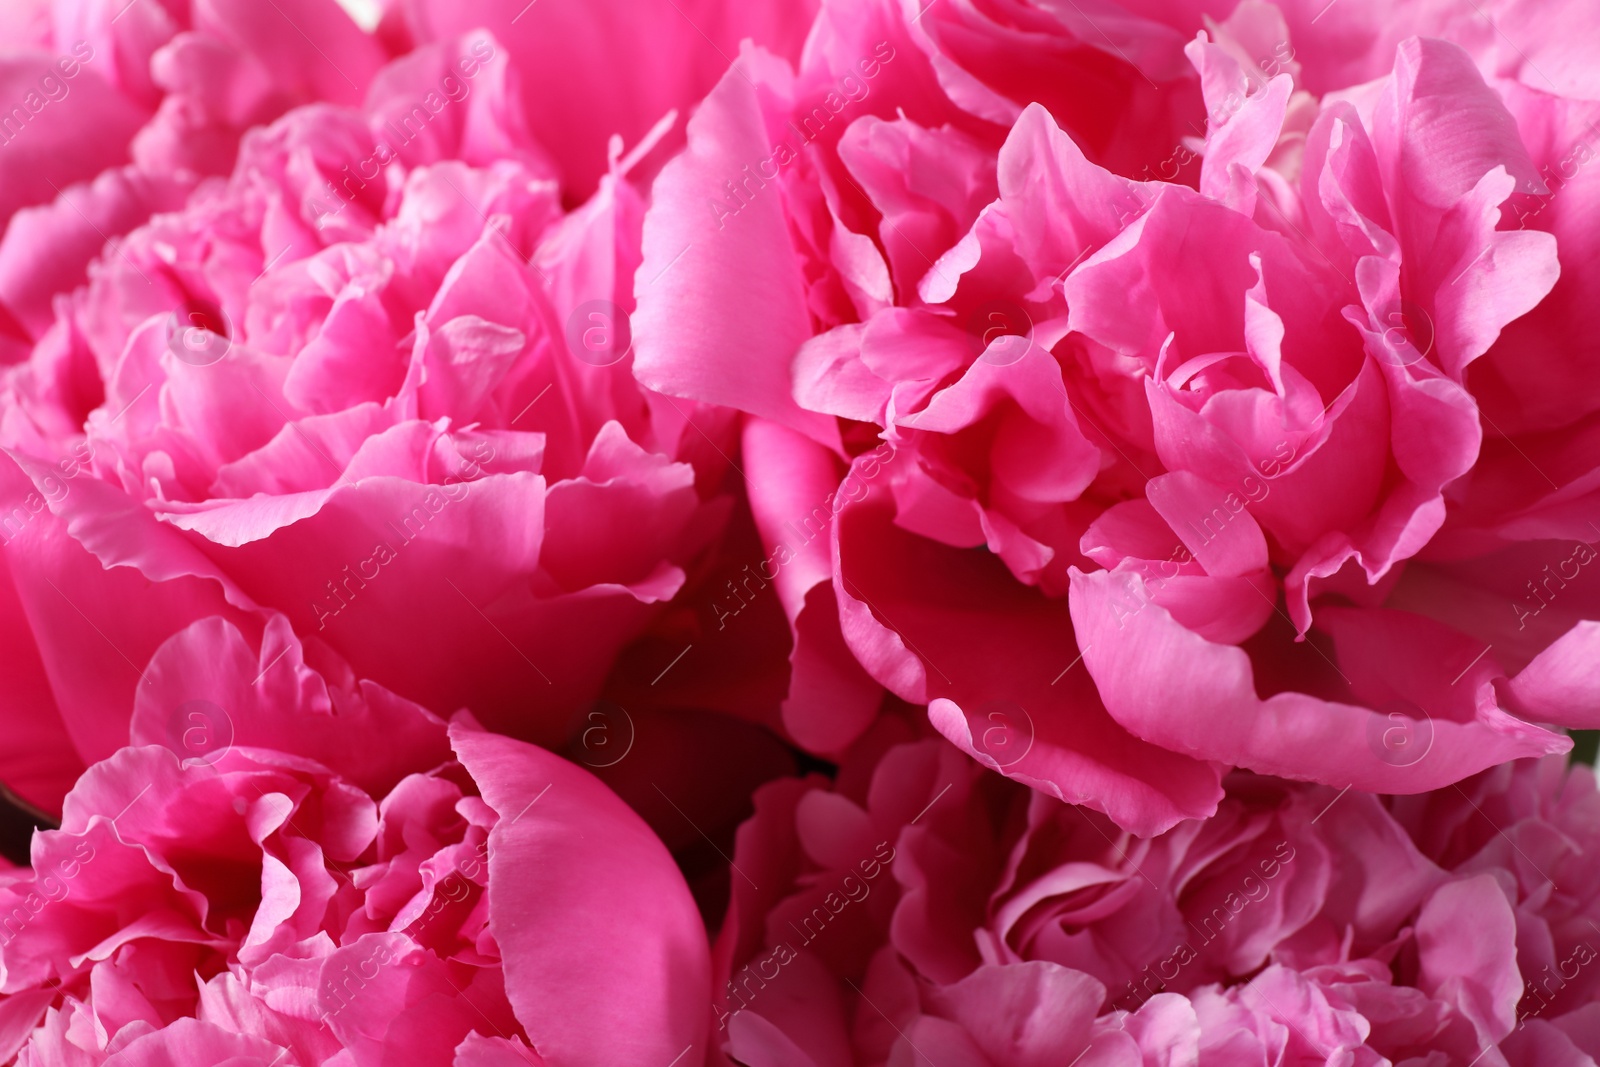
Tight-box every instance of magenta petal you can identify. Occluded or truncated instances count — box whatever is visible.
[197,0,384,109]
[837,485,1221,836]
[632,58,840,449]
[1069,566,1569,793]
[1375,38,1542,211]
[1505,621,1600,727]
[0,167,188,339]
[1145,471,1269,579]
[130,614,450,797]
[454,1031,546,1066]
[1415,875,1522,1048]
[925,962,1104,1067]
[0,546,82,814]
[0,55,146,237]
[393,0,815,195]
[743,418,882,754]
[450,725,710,1067]
[100,1017,283,1066]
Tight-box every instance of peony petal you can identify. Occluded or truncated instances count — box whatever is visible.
[1504,621,1600,728]
[743,418,884,755]
[1069,566,1570,794]
[632,54,840,450]
[451,725,710,1067]
[837,481,1222,836]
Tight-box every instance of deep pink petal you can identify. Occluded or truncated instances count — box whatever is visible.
[451,725,710,1067]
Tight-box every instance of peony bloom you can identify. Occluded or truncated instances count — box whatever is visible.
[0,26,736,814]
[0,0,394,362]
[0,0,825,352]
[1391,752,1600,1053]
[633,0,1600,833]
[12,0,388,178]
[0,614,711,1065]
[712,728,1600,1066]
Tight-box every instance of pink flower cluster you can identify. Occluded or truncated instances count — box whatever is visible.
[0,0,1594,1063]
[636,0,1600,835]
[0,617,707,1065]
[714,725,1600,1065]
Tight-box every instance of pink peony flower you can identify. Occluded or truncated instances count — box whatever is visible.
[711,725,1600,1066]
[0,0,393,361]
[0,0,828,361]
[0,614,711,1065]
[0,27,736,814]
[633,0,1600,833]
